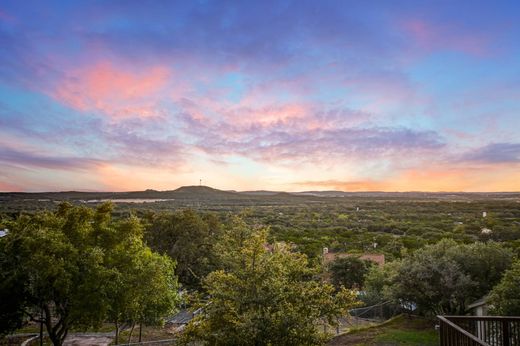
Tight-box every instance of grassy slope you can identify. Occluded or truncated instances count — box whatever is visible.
[328,315,438,346]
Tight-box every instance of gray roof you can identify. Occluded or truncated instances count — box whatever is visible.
[468,296,489,309]
[167,310,194,325]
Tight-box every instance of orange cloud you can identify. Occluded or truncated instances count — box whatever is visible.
[295,179,388,191]
[95,162,190,191]
[293,164,520,192]
[53,62,170,118]
[388,164,519,192]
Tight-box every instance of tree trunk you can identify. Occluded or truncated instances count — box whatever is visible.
[115,321,119,345]
[139,323,142,342]
[127,322,136,344]
[39,308,44,346]
[43,304,63,346]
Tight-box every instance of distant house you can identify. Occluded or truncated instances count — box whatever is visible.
[481,228,493,235]
[323,250,385,266]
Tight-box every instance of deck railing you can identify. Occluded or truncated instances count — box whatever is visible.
[438,316,520,346]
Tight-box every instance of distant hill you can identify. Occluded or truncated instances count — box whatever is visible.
[238,190,283,196]
[295,191,349,197]
[1,186,519,205]
[171,185,239,198]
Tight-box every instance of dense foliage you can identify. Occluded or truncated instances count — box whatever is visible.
[2,192,520,344]
[2,192,520,261]
[144,209,221,289]
[183,221,358,345]
[0,203,178,345]
[489,261,520,316]
[364,240,513,315]
[329,256,373,289]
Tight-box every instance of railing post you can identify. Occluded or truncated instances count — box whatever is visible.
[502,319,510,346]
[439,320,444,345]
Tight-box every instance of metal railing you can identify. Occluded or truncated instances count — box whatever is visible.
[438,316,520,346]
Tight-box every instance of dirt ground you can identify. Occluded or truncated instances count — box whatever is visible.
[63,336,113,346]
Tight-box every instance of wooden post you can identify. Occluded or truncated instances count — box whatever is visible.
[502,319,510,346]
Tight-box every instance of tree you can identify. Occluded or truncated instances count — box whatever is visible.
[105,216,179,344]
[0,228,28,336]
[145,210,221,289]
[0,203,179,345]
[381,239,512,315]
[184,222,358,346]
[329,256,373,289]
[489,261,520,316]
[448,241,512,299]
[363,261,400,305]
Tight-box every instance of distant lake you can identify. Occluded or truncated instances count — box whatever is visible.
[85,199,174,203]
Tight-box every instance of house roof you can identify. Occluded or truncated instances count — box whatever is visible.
[167,310,194,325]
[468,296,489,309]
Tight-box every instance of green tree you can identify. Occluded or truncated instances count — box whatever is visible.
[363,261,400,305]
[0,204,111,344]
[489,261,520,316]
[106,216,179,344]
[0,225,28,335]
[329,256,373,289]
[145,210,221,289]
[184,223,358,346]
[385,239,512,315]
[448,241,512,299]
[0,203,179,345]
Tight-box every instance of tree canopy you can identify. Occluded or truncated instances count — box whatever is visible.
[144,209,221,289]
[489,260,520,316]
[184,220,358,345]
[329,256,373,290]
[363,239,512,315]
[0,203,179,345]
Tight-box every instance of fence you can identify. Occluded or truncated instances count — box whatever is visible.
[438,316,520,346]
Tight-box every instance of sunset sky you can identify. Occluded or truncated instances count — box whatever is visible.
[1,1,520,192]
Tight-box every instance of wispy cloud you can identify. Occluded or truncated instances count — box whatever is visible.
[461,143,520,163]
[0,145,100,171]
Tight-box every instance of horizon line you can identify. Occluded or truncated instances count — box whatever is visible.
[1,185,520,194]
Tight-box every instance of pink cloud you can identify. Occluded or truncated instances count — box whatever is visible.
[53,62,170,118]
[0,180,23,192]
[401,18,491,56]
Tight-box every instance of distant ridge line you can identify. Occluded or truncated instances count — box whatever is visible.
[1,185,520,196]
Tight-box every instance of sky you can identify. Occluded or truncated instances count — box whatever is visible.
[1,0,520,192]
